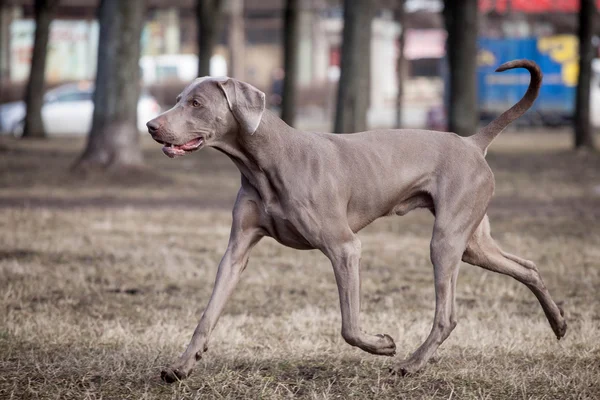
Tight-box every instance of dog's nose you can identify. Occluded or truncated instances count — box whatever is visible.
[146,119,160,134]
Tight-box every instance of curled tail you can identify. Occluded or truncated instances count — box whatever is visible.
[469,59,542,153]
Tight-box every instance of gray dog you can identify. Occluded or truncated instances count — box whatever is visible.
[147,59,566,383]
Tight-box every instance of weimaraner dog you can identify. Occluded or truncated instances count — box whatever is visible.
[146,59,566,383]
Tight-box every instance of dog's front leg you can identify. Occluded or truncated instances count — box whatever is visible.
[325,236,396,356]
[161,200,262,383]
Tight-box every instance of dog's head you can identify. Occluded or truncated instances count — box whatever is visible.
[146,77,266,158]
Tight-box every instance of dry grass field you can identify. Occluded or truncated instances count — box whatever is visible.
[0,131,599,399]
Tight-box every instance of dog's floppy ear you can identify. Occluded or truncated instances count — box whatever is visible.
[217,78,265,135]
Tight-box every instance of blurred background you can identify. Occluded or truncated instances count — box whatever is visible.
[1,0,599,149]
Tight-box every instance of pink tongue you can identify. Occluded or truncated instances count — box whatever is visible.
[161,138,202,158]
[179,138,202,151]
[162,145,185,158]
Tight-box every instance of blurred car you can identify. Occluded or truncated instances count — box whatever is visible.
[0,82,161,137]
[591,59,600,128]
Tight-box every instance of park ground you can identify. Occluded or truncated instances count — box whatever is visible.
[0,130,599,399]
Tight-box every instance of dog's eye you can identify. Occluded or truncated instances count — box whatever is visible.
[192,100,202,108]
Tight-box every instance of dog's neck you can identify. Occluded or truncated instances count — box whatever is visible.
[212,110,306,209]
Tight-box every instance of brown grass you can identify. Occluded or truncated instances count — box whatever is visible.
[0,131,599,399]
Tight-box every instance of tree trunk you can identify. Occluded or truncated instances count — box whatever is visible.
[334,0,373,133]
[575,0,596,150]
[396,0,406,129]
[75,0,146,169]
[443,0,478,136]
[0,0,11,82]
[281,0,299,126]
[22,0,58,139]
[228,0,245,80]
[197,0,224,77]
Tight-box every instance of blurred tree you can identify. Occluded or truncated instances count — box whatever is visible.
[75,0,146,169]
[575,0,596,150]
[395,0,406,129]
[22,0,59,138]
[0,0,8,82]
[281,0,299,126]
[197,0,224,77]
[443,0,478,136]
[334,0,373,133]
[229,0,245,79]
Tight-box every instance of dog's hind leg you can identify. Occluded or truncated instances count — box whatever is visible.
[324,233,397,356]
[462,214,567,339]
[391,218,473,375]
[391,174,492,376]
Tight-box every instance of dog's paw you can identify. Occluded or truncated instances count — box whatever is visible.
[553,305,567,340]
[389,360,423,377]
[161,366,188,383]
[373,333,397,356]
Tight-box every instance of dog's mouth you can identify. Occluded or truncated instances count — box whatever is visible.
[154,137,204,158]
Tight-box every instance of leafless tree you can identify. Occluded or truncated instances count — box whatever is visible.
[443,0,478,136]
[396,0,406,129]
[334,0,374,133]
[197,0,224,77]
[281,0,300,126]
[22,0,59,138]
[0,0,10,82]
[228,0,246,79]
[575,0,597,150]
[75,0,146,169]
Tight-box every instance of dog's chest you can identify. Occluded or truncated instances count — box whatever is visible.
[242,177,318,250]
[259,206,316,250]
